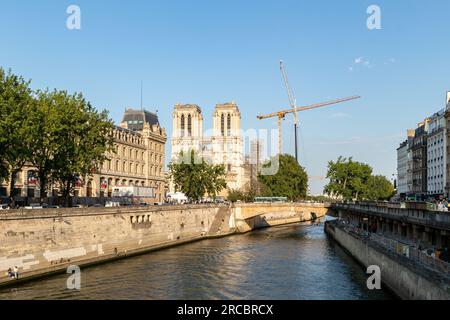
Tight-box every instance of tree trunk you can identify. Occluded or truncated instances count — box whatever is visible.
[38,170,47,205]
[64,178,71,208]
[8,169,17,208]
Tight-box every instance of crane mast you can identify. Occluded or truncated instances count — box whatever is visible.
[280,60,299,161]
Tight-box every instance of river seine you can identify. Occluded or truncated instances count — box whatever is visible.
[0,219,395,300]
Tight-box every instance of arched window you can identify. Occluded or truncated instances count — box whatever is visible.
[116,160,119,171]
[221,114,225,136]
[188,114,192,137]
[181,114,185,137]
[86,181,93,197]
[227,114,231,136]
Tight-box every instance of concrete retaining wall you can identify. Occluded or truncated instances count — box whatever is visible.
[0,203,329,287]
[325,221,450,300]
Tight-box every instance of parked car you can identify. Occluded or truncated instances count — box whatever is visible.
[24,203,47,210]
[0,204,10,211]
[105,201,121,208]
[47,205,61,209]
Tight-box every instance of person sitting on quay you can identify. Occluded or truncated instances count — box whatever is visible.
[6,268,14,279]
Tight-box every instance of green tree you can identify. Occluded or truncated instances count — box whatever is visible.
[258,154,308,201]
[364,175,395,201]
[50,91,114,207]
[168,150,227,202]
[324,157,372,200]
[0,68,35,202]
[227,189,244,203]
[324,157,394,201]
[28,90,67,202]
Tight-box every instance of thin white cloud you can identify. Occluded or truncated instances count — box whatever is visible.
[384,57,396,65]
[348,56,373,72]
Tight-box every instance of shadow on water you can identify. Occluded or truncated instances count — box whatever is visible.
[0,218,396,300]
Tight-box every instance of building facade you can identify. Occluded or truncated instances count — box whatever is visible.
[411,120,429,196]
[406,129,415,195]
[396,140,408,195]
[426,109,446,196]
[0,108,167,204]
[444,92,450,197]
[171,102,246,194]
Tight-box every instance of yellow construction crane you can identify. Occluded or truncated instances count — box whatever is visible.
[257,96,361,156]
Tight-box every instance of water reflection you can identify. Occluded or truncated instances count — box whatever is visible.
[0,220,394,300]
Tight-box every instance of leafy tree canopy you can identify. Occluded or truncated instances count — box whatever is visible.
[258,154,308,201]
[324,156,394,201]
[169,150,227,201]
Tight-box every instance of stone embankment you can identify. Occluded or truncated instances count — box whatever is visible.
[0,202,330,287]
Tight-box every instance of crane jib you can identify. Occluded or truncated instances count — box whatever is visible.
[256,96,361,120]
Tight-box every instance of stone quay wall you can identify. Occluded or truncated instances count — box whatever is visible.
[325,220,450,300]
[0,203,330,287]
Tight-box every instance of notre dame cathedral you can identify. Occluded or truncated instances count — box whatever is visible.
[171,102,247,194]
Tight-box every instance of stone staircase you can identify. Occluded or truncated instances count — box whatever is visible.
[208,206,231,236]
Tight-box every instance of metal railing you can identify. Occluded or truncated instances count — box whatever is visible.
[335,220,450,274]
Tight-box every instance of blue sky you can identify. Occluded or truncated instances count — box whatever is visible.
[1,0,449,194]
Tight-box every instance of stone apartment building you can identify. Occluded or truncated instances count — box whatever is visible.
[426,109,446,196]
[396,140,408,195]
[0,108,167,204]
[411,120,429,196]
[398,92,450,199]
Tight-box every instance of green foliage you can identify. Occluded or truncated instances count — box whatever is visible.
[0,67,114,205]
[0,68,35,196]
[168,150,227,201]
[258,154,308,201]
[227,187,257,203]
[227,189,244,203]
[49,91,114,205]
[324,156,394,201]
[365,175,396,201]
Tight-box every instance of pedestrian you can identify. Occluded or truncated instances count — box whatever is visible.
[13,266,19,280]
[6,268,14,278]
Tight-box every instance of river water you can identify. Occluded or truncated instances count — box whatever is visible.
[0,219,395,300]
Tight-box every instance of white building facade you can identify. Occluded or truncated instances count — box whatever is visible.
[171,102,246,194]
[396,140,408,195]
[427,109,446,196]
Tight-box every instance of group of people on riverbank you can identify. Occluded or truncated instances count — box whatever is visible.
[5,266,19,280]
[431,198,449,212]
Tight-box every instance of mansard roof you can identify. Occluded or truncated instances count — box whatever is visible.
[122,108,160,131]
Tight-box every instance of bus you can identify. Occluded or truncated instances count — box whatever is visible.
[254,197,288,203]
